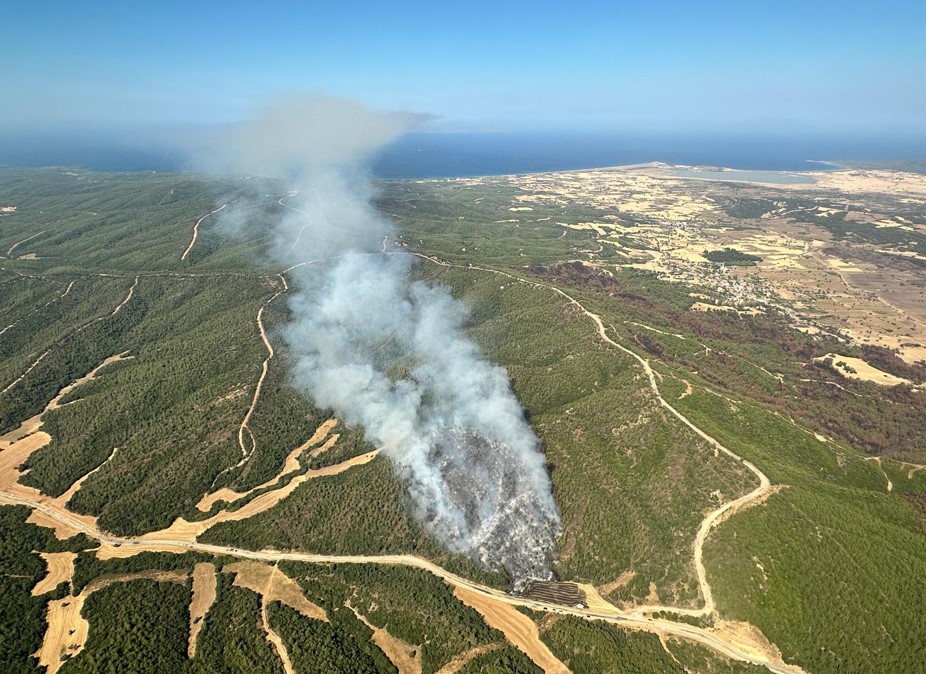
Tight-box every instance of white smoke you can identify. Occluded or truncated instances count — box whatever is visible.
[208,96,560,586]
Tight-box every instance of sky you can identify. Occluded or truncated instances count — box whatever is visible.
[2,0,925,136]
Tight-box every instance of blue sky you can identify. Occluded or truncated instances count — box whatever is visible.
[3,0,925,135]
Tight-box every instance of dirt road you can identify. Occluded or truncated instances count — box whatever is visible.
[212,278,287,483]
[0,489,803,674]
[181,203,229,261]
[0,252,803,674]
[409,253,776,620]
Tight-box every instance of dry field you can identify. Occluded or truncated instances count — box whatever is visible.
[188,562,218,657]
[453,585,569,674]
[225,561,327,622]
[31,552,77,596]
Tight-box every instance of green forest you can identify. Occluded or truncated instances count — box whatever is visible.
[1,167,924,673]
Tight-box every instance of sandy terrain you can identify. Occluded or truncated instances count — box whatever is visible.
[802,169,926,196]
[453,586,570,674]
[691,302,762,315]
[0,355,134,549]
[26,509,83,539]
[260,589,294,674]
[709,620,790,669]
[133,443,375,546]
[0,251,818,674]
[469,165,926,368]
[0,431,52,490]
[226,561,327,621]
[506,169,714,223]
[348,601,422,674]
[573,582,619,613]
[4,481,807,674]
[188,562,217,657]
[32,552,77,596]
[0,353,133,494]
[641,164,926,197]
[226,560,308,674]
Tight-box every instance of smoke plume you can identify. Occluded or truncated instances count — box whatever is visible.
[211,96,560,586]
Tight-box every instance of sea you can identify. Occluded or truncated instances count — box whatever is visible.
[0,131,923,178]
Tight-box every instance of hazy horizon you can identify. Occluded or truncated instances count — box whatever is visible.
[1,126,923,178]
[3,0,924,140]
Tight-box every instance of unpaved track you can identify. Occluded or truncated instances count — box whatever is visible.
[865,456,893,492]
[58,447,119,505]
[435,643,502,674]
[227,561,327,622]
[212,275,288,484]
[0,353,133,478]
[36,569,188,674]
[0,488,804,674]
[259,566,296,674]
[0,253,805,673]
[410,253,775,620]
[347,601,421,674]
[6,230,47,258]
[0,279,76,338]
[1,275,137,396]
[166,441,368,540]
[900,460,926,479]
[238,300,280,459]
[108,276,138,316]
[1,349,50,395]
[181,203,229,261]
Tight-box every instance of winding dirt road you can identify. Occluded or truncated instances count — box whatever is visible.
[0,250,802,673]
[0,327,796,674]
[409,253,775,620]
[0,279,76,338]
[6,230,47,258]
[212,275,287,484]
[181,203,229,261]
[0,489,802,674]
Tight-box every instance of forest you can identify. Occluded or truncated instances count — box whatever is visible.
[1,167,924,673]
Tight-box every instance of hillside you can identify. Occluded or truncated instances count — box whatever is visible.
[1,166,924,674]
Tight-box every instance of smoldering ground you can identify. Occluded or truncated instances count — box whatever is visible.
[204,96,561,587]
